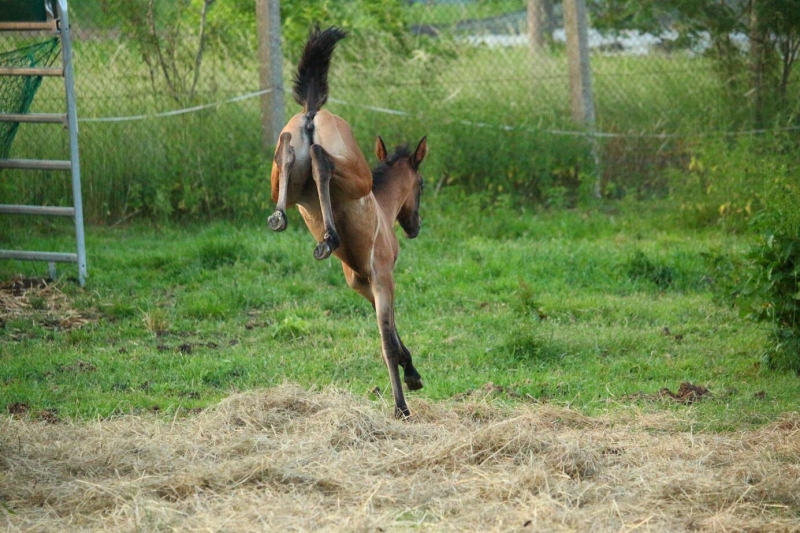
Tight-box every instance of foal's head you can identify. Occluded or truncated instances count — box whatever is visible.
[373,136,428,238]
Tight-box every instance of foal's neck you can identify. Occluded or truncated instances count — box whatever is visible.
[372,173,408,221]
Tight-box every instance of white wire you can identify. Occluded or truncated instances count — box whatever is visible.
[77,87,800,139]
[78,89,274,123]
[329,98,800,139]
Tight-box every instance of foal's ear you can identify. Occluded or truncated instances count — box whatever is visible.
[413,136,428,168]
[375,136,388,162]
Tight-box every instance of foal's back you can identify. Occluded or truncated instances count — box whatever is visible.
[270,110,371,206]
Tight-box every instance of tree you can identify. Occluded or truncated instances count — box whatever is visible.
[528,0,555,55]
[101,0,254,104]
[588,0,800,126]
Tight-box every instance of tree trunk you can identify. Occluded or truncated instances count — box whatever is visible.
[749,0,765,128]
[528,0,546,55]
[564,0,595,126]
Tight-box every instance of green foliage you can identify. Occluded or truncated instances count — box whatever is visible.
[2,0,797,221]
[99,0,250,103]
[668,134,798,232]
[404,0,525,28]
[739,181,800,372]
[513,280,547,320]
[590,0,800,124]
[271,314,312,340]
[280,0,409,63]
[433,122,594,203]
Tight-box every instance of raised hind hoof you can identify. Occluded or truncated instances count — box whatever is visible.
[314,241,332,260]
[313,233,340,260]
[268,211,287,232]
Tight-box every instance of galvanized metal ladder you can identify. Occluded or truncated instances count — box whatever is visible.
[0,0,86,286]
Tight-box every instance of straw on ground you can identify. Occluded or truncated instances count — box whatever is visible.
[2,385,799,532]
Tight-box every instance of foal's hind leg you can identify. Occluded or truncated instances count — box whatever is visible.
[309,144,340,260]
[268,132,295,232]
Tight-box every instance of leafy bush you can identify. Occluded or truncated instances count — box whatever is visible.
[739,181,800,372]
[669,133,799,231]
[280,0,409,63]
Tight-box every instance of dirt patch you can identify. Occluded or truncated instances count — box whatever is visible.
[621,382,713,405]
[0,275,93,335]
[659,382,712,404]
[2,385,799,532]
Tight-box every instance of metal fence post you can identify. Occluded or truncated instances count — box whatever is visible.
[255,0,285,149]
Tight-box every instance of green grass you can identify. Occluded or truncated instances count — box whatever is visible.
[2,194,798,429]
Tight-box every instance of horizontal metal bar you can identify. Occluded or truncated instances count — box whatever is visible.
[0,159,71,170]
[0,21,59,32]
[0,250,78,263]
[0,205,75,216]
[0,67,64,77]
[0,113,66,124]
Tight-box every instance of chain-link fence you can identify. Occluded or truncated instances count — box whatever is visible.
[1,0,798,223]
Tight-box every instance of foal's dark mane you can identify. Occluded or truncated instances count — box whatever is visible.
[372,144,412,192]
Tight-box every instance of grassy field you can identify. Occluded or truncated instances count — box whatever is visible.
[2,193,797,430]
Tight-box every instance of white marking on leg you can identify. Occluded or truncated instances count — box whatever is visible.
[369,194,380,274]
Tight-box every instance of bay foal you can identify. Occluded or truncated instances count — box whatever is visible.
[267,26,428,418]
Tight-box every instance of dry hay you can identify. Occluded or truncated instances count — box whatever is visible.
[0,276,91,335]
[2,385,799,532]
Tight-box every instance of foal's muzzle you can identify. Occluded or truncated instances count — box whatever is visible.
[401,215,421,239]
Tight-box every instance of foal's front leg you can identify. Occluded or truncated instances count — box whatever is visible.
[371,274,423,418]
[396,331,423,391]
[345,264,424,397]
[309,144,340,260]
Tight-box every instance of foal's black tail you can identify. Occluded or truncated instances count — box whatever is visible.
[293,26,347,116]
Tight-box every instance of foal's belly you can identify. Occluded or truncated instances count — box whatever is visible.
[296,201,325,242]
[297,196,380,275]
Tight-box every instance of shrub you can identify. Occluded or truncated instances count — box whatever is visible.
[739,180,800,372]
[669,132,799,231]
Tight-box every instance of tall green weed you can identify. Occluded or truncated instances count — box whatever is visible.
[738,180,800,372]
[668,132,799,231]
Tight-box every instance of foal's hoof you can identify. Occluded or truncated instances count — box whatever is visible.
[405,375,424,391]
[313,233,340,260]
[313,241,332,260]
[395,405,412,420]
[268,211,287,232]
[404,367,424,391]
